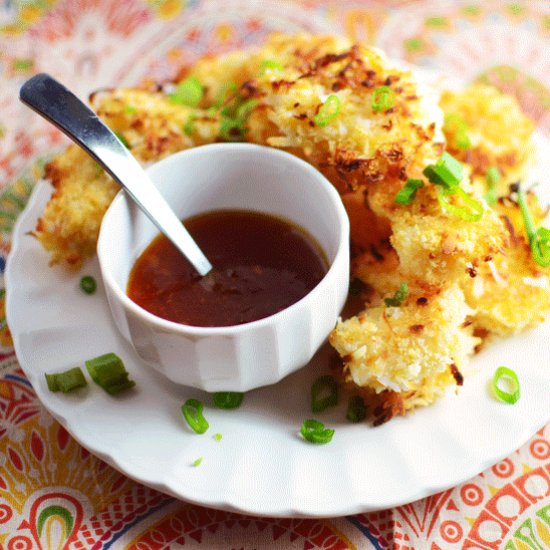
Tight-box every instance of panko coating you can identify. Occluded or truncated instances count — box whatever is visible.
[32,33,548,423]
[440,84,535,197]
[330,284,478,395]
[461,192,550,336]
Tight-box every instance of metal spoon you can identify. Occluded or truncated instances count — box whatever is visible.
[19,73,213,276]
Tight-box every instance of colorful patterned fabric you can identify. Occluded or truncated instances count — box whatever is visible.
[1,1,549,548]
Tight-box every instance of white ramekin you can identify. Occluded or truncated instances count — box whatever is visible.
[97,143,349,392]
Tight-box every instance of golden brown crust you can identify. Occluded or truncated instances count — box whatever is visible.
[34,33,546,421]
[440,84,535,194]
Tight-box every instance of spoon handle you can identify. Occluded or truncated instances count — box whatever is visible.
[20,73,212,276]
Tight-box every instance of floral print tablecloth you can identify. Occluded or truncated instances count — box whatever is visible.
[1,1,549,548]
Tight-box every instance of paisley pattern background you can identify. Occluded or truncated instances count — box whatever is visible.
[1,0,549,547]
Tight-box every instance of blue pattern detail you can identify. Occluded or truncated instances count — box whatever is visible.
[103,498,173,548]
[4,373,32,387]
[346,516,384,550]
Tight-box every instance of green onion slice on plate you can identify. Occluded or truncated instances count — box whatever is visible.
[311,375,338,413]
[492,366,520,404]
[346,395,367,423]
[45,367,87,393]
[300,419,335,444]
[212,392,244,409]
[85,353,135,394]
[181,399,209,434]
[79,275,97,295]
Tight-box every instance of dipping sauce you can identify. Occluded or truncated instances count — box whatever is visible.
[127,209,328,327]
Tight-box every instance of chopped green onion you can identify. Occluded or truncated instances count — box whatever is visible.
[45,367,87,393]
[191,457,203,467]
[79,275,97,295]
[517,186,550,267]
[213,433,223,442]
[314,95,341,127]
[443,113,463,128]
[311,375,338,413]
[86,353,126,386]
[212,392,244,409]
[384,283,408,307]
[455,127,471,150]
[183,114,195,136]
[349,278,364,296]
[220,104,233,118]
[169,76,204,107]
[103,379,136,395]
[85,353,135,394]
[181,399,209,434]
[346,395,367,423]
[395,179,424,205]
[259,59,284,75]
[235,98,257,121]
[533,227,550,267]
[517,185,537,238]
[56,368,87,393]
[13,58,34,71]
[443,113,471,150]
[492,366,520,404]
[217,93,257,141]
[372,85,395,113]
[422,153,484,222]
[300,419,335,444]
[124,105,137,114]
[115,132,130,148]
[210,81,238,111]
[45,373,60,392]
[484,166,501,206]
[422,152,464,191]
[437,187,484,222]
[219,117,245,141]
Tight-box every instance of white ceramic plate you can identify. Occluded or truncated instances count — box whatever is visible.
[6,137,550,517]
